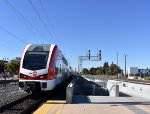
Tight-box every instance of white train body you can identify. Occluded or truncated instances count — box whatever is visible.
[19,44,71,91]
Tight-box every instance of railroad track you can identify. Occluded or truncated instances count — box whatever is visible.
[0,76,74,114]
[0,80,18,85]
[0,93,35,114]
[84,75,150,85]
[113,79,150,85]
[0,90,54,114]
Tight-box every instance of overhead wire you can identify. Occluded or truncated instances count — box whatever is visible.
[39,0,67,62]
[40,0,63,48]
[0,42,20,53]
[4,0,36,39]
[0,26,27,44]
[4,0,48,43]
[0,26,27,53]
[28,0,54,43]
[39,0,56,38]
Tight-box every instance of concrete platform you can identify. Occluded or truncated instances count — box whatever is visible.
[72,95,150,104]
[33,95,150,114]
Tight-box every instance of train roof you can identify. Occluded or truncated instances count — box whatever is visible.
[27,44,56,52]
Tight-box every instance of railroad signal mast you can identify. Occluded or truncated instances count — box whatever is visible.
[78,50,102,74]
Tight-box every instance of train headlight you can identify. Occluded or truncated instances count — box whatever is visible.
[39,76,44,79]
[23,75,28,79]
[39,74,47,79]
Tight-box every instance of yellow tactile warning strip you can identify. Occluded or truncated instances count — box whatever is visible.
[47,104,64,114]
[33,104,53,114]
[46,100,66,104]
[55,104,64,114]
[33,100,65,114]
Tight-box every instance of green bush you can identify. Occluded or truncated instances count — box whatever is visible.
[144,77,150,80]
[134,76,138,79]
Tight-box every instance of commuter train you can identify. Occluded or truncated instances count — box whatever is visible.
[19,44,73,92]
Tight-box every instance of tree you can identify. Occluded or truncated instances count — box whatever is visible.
[82,68,89,74]
[108,63,121,75]
[103,62,109,75]
[82,61,122,76]
[89,67,97,75]
[100,67,104,74]
[5,61,20,74]
[96,67,104,75]
[0,61,5,73]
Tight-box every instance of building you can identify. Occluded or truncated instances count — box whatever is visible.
[128,67,150,79]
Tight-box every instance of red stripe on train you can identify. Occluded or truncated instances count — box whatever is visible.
[47,45,58,80]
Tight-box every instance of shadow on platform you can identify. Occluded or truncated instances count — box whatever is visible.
[119,92,132,97]
[72,95,150,106]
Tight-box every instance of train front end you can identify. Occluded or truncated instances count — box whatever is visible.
[19,44,59,92]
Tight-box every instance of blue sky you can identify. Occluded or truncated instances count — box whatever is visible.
[0,0,150,71]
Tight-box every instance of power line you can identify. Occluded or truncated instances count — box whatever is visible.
[4,0,47,42]
[28,0,54,42]
[0,26,27,44]
[39,0,56,38]
[39,0,52,28]
[39,0,62,48]
[0,42,20,52]
[4,0,35,37]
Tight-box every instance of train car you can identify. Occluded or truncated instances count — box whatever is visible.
[18,44,71,92]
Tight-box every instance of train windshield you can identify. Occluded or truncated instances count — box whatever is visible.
[23,51,49,70]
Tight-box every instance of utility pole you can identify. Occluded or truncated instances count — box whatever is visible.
[117,52,118,67]
[117,52,118,79]
[125,54,127,77]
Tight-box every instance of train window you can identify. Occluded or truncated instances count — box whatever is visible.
[60,64,61,72]
[32,46,44,51]
[23,51,49,70]
[62,56,68,66]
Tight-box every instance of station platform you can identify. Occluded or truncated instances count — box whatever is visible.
[33,95,150,114]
